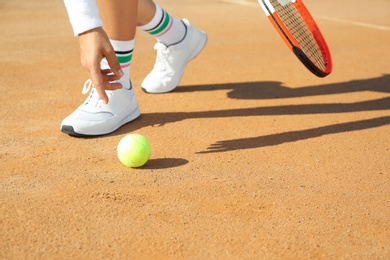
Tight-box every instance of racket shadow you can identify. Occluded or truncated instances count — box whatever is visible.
[175,74,390,99]
[198,116,390,153]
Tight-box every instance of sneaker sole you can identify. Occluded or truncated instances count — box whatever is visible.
[61,108,141,137]
[142,32,208,94]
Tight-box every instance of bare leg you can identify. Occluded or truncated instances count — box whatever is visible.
[137,0,156,26]
[97,0,138,40]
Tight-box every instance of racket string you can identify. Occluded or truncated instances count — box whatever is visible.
[271,0,326,70]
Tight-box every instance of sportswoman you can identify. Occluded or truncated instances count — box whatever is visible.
[61,0,207,136]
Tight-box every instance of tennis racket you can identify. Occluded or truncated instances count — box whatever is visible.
[258,0,332,77]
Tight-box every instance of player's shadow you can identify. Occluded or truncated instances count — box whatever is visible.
[114,74,389,152]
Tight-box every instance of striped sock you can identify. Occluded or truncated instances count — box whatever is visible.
[139,3,186,46]
[101,39,134,89]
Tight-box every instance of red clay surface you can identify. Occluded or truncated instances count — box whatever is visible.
[1,0,389,258]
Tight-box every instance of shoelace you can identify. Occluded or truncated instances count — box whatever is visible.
[82,79,93,95]
[81,79,107,107]
[154,43,170,71]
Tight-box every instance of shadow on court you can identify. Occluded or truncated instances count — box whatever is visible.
[175,74,390,99]
[138,158,189,169]
[198,116,390,153]
[111,75,390,153]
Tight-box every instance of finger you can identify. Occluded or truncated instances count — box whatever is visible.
[102,73,123,83]
[99,68,122,93]
[101,69,122,82]
[104,47,124,78]
[101,68,113,75]
[89,66,109,104]
[103,82,123,91]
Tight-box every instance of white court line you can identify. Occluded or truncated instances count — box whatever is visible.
[223,0,258,7]
[314,15,390,32]
[222,0,390,32]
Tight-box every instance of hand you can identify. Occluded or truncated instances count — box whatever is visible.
[78,27,124,104]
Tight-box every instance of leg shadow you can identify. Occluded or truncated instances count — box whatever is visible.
[198,116,390,153]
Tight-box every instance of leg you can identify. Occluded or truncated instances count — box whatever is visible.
[98,0,138,40]
[137,0,156,26]
[61,0,141,136]
[137,0,208,93]
[97,0,138,81]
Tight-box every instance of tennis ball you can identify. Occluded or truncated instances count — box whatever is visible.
[117,134,151,168]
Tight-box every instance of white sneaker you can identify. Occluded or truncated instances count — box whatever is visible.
[141,19,207,93]
[61,79,140,136]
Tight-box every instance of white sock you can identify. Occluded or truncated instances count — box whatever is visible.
[138,3,186,46]
[101,39,135,89]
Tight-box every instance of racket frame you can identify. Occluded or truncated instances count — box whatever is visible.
[259,0,332,77]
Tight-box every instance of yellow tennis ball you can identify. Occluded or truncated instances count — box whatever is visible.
[117,134,151,168]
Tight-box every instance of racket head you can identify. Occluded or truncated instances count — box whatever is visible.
[259,0,332,77]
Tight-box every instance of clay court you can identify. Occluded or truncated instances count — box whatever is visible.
[1,0,389,258]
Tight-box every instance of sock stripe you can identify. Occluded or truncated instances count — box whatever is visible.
[117,53,133,64]
[102,49,133,68]
[148,11,171,36]
[115,49,133,55]
[101,59,131,69]
[155,19,173,37]
[119,62,131,69]
[145,10,165,33]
